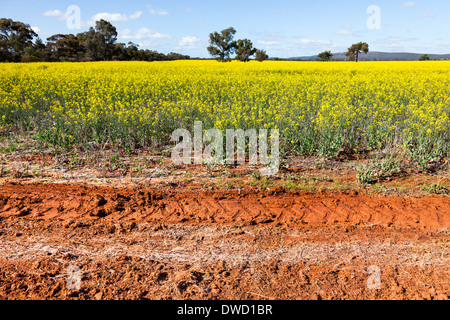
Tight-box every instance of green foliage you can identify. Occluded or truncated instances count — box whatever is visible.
[21,55,40,62]
[0,18,37,62]
[255,49,269,62]
[317,51,333,61]
[235,39,256,62]
[84,19,118,61]
[422,182,449,195]
[404,136,447,172]
[207,27,237,62]
[356,158,401,185]
[0,18,189,63]
[346,42,369,62]
[2,61,449,164]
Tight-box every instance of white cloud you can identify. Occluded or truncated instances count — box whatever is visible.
[82,11,143,27]
[336,29,353,36]
[137,41,159,48]
[336,24,354,36]
[290,39,340,53]
[178,36,201,46]
[402,2,416,8]
[120,28,172,40]
[44,9,143,27]
[418,12,436,18]
[257,40,281,46]
[294,39,334,46]
[129,11,143,20]
[385,43,402,48]
[176,36,207,50]
[43,9,69,22]
[147,5,169,16]
[376,36,418,43]
[374,36,419,51]
[388,36,407,42]
[120,29,132,38]
[43,9,62,17]
[92,12,129,22]
[31,26,41,33]
[91,11,142,23]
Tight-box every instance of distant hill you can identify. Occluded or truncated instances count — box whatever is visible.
[287,51,450,61]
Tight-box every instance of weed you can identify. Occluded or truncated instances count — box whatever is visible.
[357,158,402,185]
[422,182,449,195]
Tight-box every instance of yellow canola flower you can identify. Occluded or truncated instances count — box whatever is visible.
[0,60,448,154]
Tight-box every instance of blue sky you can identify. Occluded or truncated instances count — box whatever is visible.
[1,0,449,58]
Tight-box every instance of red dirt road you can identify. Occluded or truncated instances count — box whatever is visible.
[0,182,449,300]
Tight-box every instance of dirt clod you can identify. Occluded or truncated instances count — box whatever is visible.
[0,182,448,300]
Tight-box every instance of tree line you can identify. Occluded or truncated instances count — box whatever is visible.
[317,46,433,62]
[207,27,268,62]
[0,18,190,62]
[207,28,373,63]
[317,42,369,62]
[8,18,428,64]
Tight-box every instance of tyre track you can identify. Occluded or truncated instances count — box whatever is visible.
[0,183,448,230]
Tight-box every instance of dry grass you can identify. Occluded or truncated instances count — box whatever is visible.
[1,221,448,270]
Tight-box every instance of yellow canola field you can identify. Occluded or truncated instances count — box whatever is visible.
[0,60,449,158]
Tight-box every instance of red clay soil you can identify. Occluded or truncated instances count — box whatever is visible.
[0,182,449,300]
